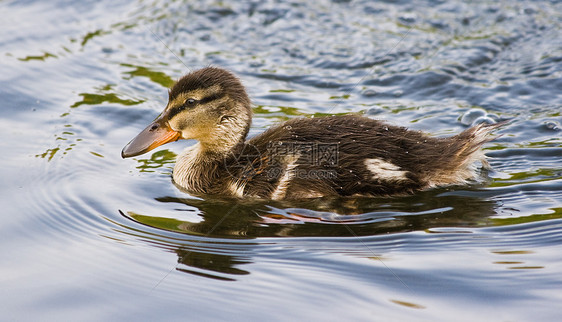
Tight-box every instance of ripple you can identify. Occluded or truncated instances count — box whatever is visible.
[25,160,118,240]
[3,0,562,320]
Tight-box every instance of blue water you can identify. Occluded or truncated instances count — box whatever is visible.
[1,0,561,320]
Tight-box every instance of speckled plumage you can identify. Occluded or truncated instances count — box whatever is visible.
[122,67,502,200]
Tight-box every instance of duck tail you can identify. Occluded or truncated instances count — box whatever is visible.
[454,121,506,167]
[425,121,506,188]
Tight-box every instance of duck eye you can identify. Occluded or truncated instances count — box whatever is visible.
[186,98,196,105]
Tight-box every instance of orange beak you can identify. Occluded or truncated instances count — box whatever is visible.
[121,114,181,158]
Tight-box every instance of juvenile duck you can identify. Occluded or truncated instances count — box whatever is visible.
[122,67,501,200]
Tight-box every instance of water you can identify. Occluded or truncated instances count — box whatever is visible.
[1,0,561,320]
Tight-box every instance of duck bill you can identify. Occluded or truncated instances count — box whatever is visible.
[121,119,180,158]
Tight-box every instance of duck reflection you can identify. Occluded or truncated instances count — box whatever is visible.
[144,190,500,237]
[174,248,250,281]
[120,190,500,280]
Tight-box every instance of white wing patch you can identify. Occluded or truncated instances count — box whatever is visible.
[227,180,246,197]
[364,158,409,181]
[270,155,299,200]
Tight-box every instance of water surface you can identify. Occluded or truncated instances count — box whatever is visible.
[1,0,561,320]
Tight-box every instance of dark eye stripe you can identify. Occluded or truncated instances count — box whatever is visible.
[168,106,184,120]
[198,92,225,105]
[167,92,226,120]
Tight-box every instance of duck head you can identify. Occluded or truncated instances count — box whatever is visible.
[121,67,252,158]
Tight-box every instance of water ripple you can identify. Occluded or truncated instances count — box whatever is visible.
[2,0,562,320]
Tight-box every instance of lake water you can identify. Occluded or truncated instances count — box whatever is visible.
[1,0,561,320]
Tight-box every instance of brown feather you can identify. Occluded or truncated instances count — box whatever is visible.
[141,67,505,199]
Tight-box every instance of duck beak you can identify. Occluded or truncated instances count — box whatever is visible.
[121,116,181,158]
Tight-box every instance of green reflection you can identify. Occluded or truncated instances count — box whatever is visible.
[121,63,175,88]
[81,29,110,46]
[36,125,77,161]
[390,299,426,309]
[110,21,138,31]
[491,208,562,226]
[253,105,308,117]
[71,92,143,108]
[484,144,508,151]
[329,94,350,100]
[71,83,144,108]
[18,52,57,61]
[490,168,561,187]
[508,266,544,270]
[391,106,418,114]
[135,149,177,173]
[128,212,194,234]
[520,139,562,148]
[35,147,60,161]
[269,89,296,93]
[492,250,534,255]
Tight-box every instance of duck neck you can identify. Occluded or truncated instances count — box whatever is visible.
[198,109,251,155]
[172,143,219,193]
[172,112,251,193]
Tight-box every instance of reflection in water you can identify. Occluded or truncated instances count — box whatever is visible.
[135,150,177,173]
[18,52,57,61]
[3,0,562,319]
[71,92,143,108]
[121,63,175,88]
[175,248,251,281]
[121,191,501,280]
[128,190,501,238]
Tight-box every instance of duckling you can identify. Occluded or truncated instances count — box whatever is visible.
[122,67,502,200]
